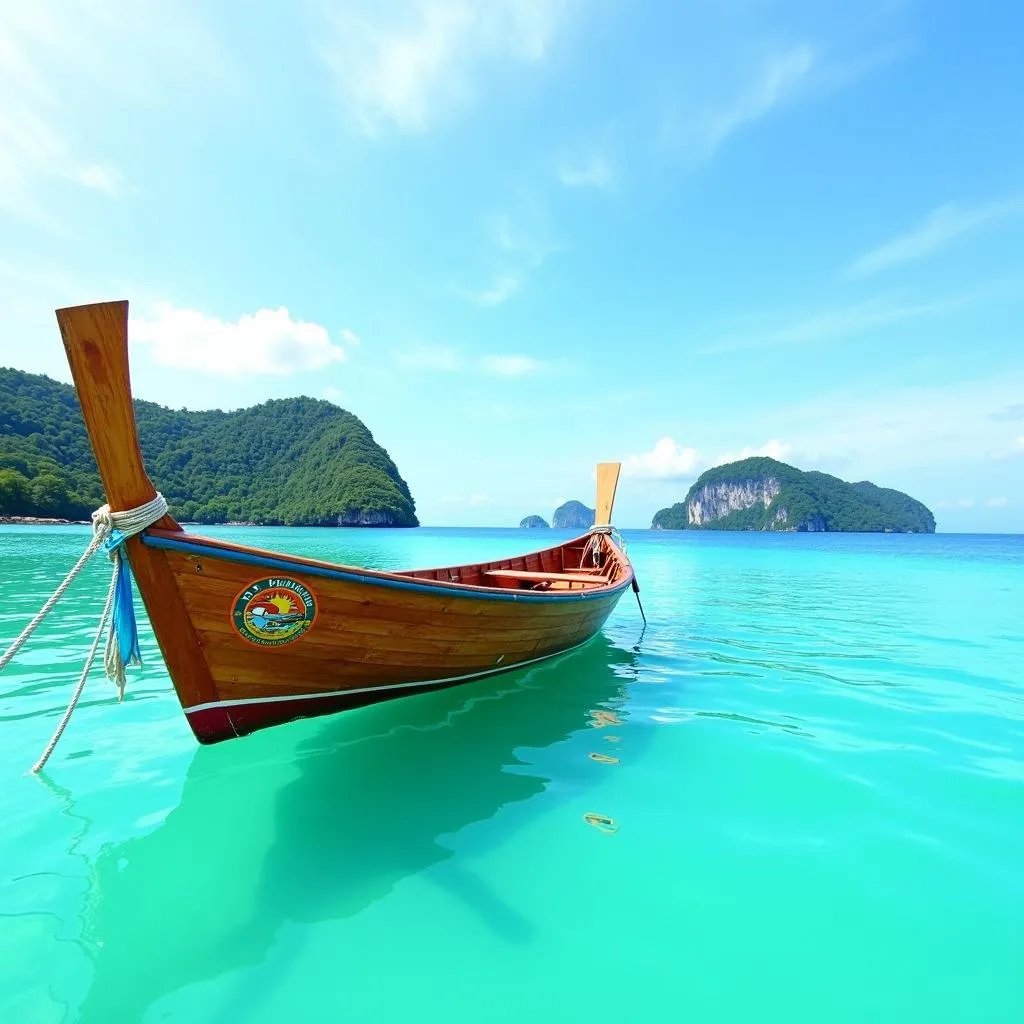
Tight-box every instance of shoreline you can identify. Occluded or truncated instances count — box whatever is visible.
[0,516,90,525]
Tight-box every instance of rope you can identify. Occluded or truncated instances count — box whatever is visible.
[0,493,168,773]
[30,567,119,774]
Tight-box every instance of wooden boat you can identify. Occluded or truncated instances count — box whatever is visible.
[55,300,637,745]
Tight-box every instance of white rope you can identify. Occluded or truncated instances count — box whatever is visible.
[0,492,168,773]
[0,531,106,673]
[30,567,119,774]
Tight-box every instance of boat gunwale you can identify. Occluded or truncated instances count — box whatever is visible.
[143,528,634,603]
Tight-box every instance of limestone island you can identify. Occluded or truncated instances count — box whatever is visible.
[651,457,935,533]
[0,367,418,527]
[519,515,550,528]
[552,500,595,530]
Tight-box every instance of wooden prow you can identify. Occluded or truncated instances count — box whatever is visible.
[54,300,220,723]
[55,300,177,531]
[594,462,621,528]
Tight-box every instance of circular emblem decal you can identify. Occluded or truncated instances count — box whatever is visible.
[232,577,317,647]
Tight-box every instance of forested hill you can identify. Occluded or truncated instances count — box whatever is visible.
[0,367,418,526]
[651,457,935,533]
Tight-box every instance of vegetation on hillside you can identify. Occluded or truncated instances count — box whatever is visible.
[0,367,418,526]
[652,457,935,533]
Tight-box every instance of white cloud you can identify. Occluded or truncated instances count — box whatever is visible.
[848,197,1024,277]
[557,154,613,189]
[623,437,702,481]
[624,437,794,481]
[340,328,362,346]
[130,304,348,376]
[987,497,1010,508]
[712,439,792,466]
[315,0,571,134]
[957,498,976,508]
[480,354,541,376]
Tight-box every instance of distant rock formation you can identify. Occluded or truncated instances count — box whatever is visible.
[651,457,935,533]
[519,515,550,528]
[552,500,595,530]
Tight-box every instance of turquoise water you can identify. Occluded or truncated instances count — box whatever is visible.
[1,526,1022,1023]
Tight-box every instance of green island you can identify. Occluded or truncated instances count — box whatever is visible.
[652,457,935,533]
[0,367,418,526]
[519,515,550,528]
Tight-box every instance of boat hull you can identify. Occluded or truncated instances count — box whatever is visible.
[142,532,631,743]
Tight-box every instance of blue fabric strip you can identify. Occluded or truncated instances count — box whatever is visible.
[113,559,142,667]
[103,529,142,668]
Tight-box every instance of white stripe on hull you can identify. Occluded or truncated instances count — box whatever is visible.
[182,636,596,715]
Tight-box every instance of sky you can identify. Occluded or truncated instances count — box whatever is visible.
[1,0,1022,532]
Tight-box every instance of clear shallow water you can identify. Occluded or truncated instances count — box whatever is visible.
[1,526,1022,1023]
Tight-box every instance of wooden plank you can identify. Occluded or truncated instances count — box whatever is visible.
[484,570,612,584]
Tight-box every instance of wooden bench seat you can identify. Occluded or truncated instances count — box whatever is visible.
[484,569,612,586]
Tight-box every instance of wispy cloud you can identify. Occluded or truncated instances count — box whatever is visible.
[0,2,233,224]
[987,497,1010,508]
[695,293,978,355]
[491,205,558,267]
[760,372,1024,477]
[131,303,351,376]
[480,354,542,377]
[701,45,815,156]
[469,274,521,307]
[396,346,546,376]
[991,403,1024,422]
[315,0,572,134]
[659,19,906,165]
[847,197,1024,277]
[557,154,614,189]
[66,163,123,197]
[460,196,558,306]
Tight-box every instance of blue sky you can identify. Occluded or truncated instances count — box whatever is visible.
[2,0,1022,531]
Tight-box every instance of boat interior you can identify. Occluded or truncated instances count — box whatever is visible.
[401,531,628,592]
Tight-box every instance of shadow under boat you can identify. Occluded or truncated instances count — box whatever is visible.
[70,634,643,1022]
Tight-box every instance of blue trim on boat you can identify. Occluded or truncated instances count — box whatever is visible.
[141,533,632,604]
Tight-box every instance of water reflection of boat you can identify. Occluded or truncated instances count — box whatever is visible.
[69,636,641,1022]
